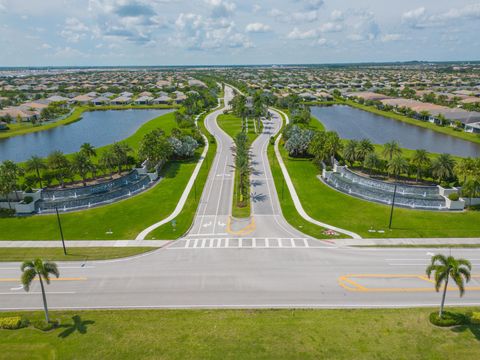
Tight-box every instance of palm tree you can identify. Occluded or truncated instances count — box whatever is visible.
[432,153,456,183]
[343,139,358,166]
[382,140,402,161]
[387,155,409,180]
[411,149,431,182]
[462,178,480,206]
[419,110,431,121]
[324,131,343,164]
[111,142,132,174]
[0,160,24,200]
[71,152,94,186]
[21,258,60,323]
[47,150,70,188]
[454,157,475,184]
[426,254,471,318]
[80,142,97,158]
[99,149,117,179]
[363,152,380,174]
[25,155,47,188]
[356,138,375,163]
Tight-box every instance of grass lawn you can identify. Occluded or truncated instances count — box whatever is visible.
[0,104,176,139]
[0,112,203,240]
[1,307,479,359]
[343,99,480,145]
[280,145,480,238]
[217,113,259,218]
[0,247,155,262]
[145,112,217,239]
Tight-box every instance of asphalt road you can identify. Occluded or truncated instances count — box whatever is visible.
[1,85,479,311]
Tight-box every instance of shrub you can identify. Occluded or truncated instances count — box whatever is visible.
[32,319,59,331]
[24,187,33,193]
[469,312,480,325]
[448,193,460,201]
[23,196,33,204]
[429,311,468,327]
[0,316,27,330]
[0,208,15,218]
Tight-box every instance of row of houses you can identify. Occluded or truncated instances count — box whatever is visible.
[346,92,480,133]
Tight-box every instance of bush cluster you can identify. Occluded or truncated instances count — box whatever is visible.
[0,316,27,330]
[448,193,460,201]
[32,319,59,331]
[429,311,468,327]
[0,208,15,218]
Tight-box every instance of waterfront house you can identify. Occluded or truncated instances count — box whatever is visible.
[92,96,111,106]
[134,96,153,105]
[152,95,171,104]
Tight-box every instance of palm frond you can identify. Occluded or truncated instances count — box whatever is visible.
[44,262,60,278]
[21,269,37,291]
[457,258,472,271]
[20,260,34,272]
[451,273,466,296]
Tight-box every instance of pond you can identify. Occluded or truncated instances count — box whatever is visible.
[0,109,173,163]
[311,105,480,158]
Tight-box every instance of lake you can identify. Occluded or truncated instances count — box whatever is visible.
[0,109,173,163]
[311,105,480,158]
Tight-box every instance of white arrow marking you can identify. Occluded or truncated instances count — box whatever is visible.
[203,222,212,228]
[10,284,24,291]
[218,221,226,227]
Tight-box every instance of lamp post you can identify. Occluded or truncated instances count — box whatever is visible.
[55,206,67,255]
[388,183,398,230]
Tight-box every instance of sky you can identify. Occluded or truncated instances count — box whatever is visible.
[0,0,479,66]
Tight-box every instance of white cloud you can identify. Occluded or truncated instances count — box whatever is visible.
[245,22,270,33]
[60,17,89,43]
[402,7,427,28]
[252,4,261,13]
[287,27,317,40]
[380,33,403,42]
[318,22,342,33]
[53,46,88,58]
[40,43,52,49]
[317,37,327,45]
[331,10,343,21]
[205,0,236,18]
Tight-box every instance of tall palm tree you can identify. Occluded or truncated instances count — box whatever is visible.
[363,152,380,175]
[382,140,402,161]
[356,138,375,163]
[71,152,94,186]
[324,131,343,164]
[21,258,60,323]
[99,149,117,179]
[462,178,480,206]
[1,160,24,200]
[343,139,358,166]
[454,157,475,184]
[432,153,456,183]
[80,142,97,158]
[111,142,132,174]
[426,254,471,318]
[411,149,431,182]
[47,150,70,188]
[25,155,47,188]
[387,155,409,180]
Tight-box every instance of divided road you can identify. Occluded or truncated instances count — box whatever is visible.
[1,85,479,311]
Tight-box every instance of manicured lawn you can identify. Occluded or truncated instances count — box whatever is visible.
[0,104,176,139]
[1,308,479,359]
[280,145,480,238]
[217,113,260,218]
[0,247,155,262]
[0,112,203,240]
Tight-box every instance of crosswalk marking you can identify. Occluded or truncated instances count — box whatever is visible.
[168,238,326,250]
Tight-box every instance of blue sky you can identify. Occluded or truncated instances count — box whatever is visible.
[0,0,479,66]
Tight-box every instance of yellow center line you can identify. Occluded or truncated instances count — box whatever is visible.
[0,277,87,282]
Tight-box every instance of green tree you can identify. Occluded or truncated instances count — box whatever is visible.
[343,139,358,166]
[462,178,480,206]
[21,258,60,323]
[455,157,476,184]
[47,150,70,188]
[80,142,97,158]
[324,131,343,164]
[382,140,402,161]
[432,153,456,183]
[387,155,409,179]
[99,149,117,179]
[363,152,381,174]
[411,149,431,182]
[25,155,47,188]
[111,142,133,174]
[356,138,375,163]
[71,152,94,186]
[426,254,471,318]
[0,160,24,200]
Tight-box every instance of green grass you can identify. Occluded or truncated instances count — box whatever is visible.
[0,247,156,262]
[0,112,204,240]
[280,145,480,238]
[0,104,176,139]
[145,112,218,239]
[343,99,480,145]
[1,308,479,359]
[217,113,260,218]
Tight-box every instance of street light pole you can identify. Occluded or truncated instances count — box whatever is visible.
[388,183,397,230]
[55,206,67,255]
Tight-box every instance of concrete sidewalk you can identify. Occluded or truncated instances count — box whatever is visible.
[329,238,480,247]
[0,240,171,248]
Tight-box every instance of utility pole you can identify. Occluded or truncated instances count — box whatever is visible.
[55,206,67,255]
[388,183,397,230]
